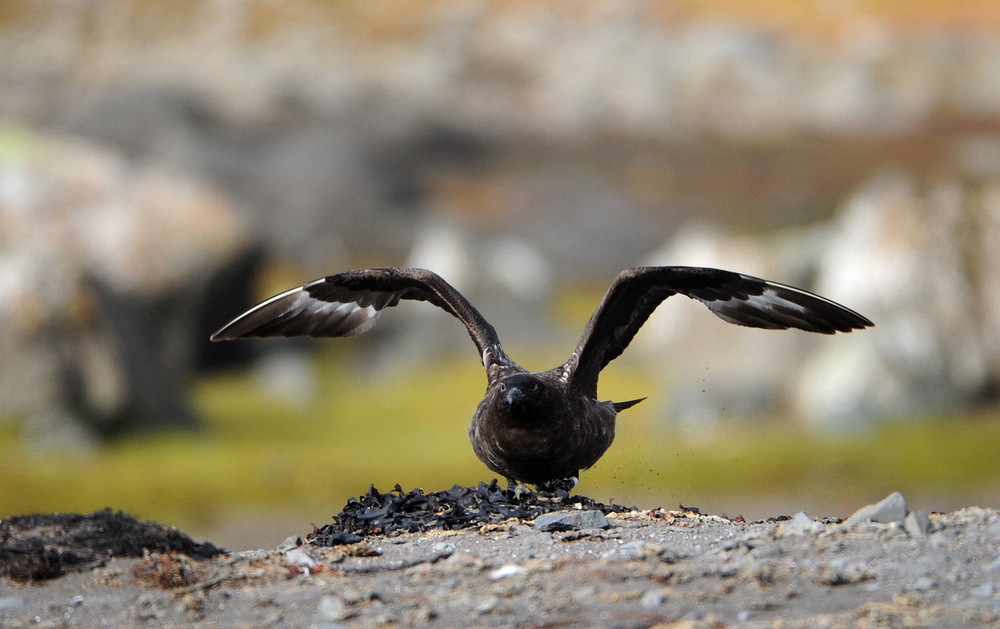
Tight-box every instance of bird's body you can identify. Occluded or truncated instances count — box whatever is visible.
[212,266,872,487]
[469,370,622,485]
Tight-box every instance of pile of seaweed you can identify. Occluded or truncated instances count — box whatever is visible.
[0,509,225,581]
[309,480,636,545]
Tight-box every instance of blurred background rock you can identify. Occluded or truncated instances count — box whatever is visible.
[3,0,1000,546]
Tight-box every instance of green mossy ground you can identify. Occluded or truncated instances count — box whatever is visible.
[2,347,999,538]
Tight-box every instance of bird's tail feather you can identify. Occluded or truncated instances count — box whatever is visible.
[613,397,646,412]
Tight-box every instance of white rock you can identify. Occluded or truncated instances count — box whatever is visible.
[639,589,666,609]
[779,511,825,537]
[844,491,908,527]
[318,595,350,622]
[533,510,610,532]
[490,564,526,580]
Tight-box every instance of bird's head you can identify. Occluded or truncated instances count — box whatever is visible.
[497,374,549,418]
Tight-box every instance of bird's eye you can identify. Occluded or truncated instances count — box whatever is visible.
[499,383,506,393]
[528,382,540,392]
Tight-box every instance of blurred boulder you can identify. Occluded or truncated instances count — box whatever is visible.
[797,171,999,428]
[56,85,668,282]
[0,125,250,441]
[640,168,1000,431]
[360,216,557,374]
[58,86,417,272]
[969,182,1000,386]
[637,222,831,431]
[56,86,435,272]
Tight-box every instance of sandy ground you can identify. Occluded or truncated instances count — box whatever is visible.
[2,492,1000,628]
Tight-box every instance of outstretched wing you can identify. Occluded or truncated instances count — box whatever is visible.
[211,267,514,372]
[567,266,873,395]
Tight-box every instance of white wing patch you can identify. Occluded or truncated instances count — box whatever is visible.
[759,283,827,312]
[705,285,809,318]
[699,279,853,331]
[291,290,382,337]
[211,284,383,339]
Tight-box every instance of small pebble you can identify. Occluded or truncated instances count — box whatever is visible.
[318,595,350,622]
[239,549,269,561]
[885,521,909,539]
[971,583,996,598]
[983,555,1000,573]
[285,547,322,570]
[780,511,824,536]
[656,547,688,564]
[640,590,665,609]
[844,491,908,527]
[910,576,937,591]
[490,564,526,580]
[534,510,610,532]
[432,542,455,556]
[475,596,499,614]
[904,511,932,536]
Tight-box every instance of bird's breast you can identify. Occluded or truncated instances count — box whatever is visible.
[468,395,618,484]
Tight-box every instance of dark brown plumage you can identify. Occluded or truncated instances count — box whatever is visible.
[211,266,873,487]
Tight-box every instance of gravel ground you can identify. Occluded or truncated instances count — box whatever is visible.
[2,493,1000,628]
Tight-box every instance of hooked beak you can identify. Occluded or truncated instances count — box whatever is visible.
[506,386,525,407]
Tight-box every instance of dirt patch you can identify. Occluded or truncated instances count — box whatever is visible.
[0,509,225,581]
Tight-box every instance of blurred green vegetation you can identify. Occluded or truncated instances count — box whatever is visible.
[2,346,1000,543]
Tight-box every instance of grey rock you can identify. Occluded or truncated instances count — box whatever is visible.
[656,547,690,564]
[604,540,647,561]
[779,511,825,536]
[971,583,997,598]
[0,127,248,437]
[983,555,1000,573]
[885,521,909,539]
[431,542,455,557]
[475,596,499,615]
[815,559,875,586]
[240,549,270,561]
[906,554,946,580]
[639,589,666,609]
[930,529,961,549]
[910,576,938,591]
[748,541,784,558]
[318,594,350,622]
[285,547,322,570]
[533,510,610,532]
[904,511,933,536]
[0,597,25,610]
[844,491,908,527]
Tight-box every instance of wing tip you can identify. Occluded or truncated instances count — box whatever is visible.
[209,326,238,342]
[208,286,307,342]
[836,310,875,334]
[211,315,262,341]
